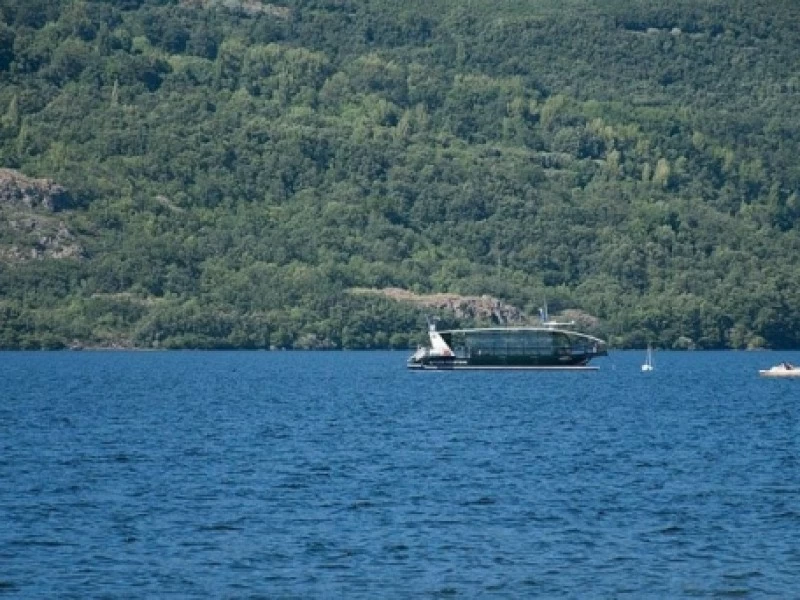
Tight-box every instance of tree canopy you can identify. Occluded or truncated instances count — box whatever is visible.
[1,0,799,350]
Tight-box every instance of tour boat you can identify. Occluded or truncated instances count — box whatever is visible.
[407,312,607,371]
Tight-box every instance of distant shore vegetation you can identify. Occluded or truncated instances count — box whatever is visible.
[1,0,799,350]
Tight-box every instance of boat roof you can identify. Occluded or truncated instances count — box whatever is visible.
[438,326,606,343]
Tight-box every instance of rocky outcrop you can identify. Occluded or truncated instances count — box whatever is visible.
[0,168,74,212]
[351,287,604,331]
[0,219,84,261]
[0,169,83,261]
[351,287,531,324]
[0,216,83,261]
[180,0,291,19]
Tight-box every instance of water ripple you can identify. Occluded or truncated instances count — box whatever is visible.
[1,350,799,597]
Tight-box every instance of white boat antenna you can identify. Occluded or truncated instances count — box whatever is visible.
[538,302,548,324]
[538,300,574,328]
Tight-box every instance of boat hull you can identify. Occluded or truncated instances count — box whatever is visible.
[408,363,598,371]
[759,369,800,378]
[407,354,597,370]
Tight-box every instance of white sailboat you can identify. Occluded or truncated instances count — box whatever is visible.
[641,345,654,371]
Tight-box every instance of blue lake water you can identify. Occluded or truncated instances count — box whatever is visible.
[1,350,799,598]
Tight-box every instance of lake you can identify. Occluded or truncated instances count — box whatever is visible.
[1,350,799,598]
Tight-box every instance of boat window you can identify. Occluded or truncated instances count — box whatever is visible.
[461,330,561,357]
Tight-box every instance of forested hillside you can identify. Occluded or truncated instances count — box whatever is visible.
[1,0,799,349]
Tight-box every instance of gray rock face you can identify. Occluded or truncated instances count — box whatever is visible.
[0,168,74,212]
[353,288,530,325]
[0,169,83,261]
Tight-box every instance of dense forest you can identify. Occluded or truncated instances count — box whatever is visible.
[1,0,799,350]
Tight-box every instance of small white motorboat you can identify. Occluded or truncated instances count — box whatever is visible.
[759,362,800,378]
